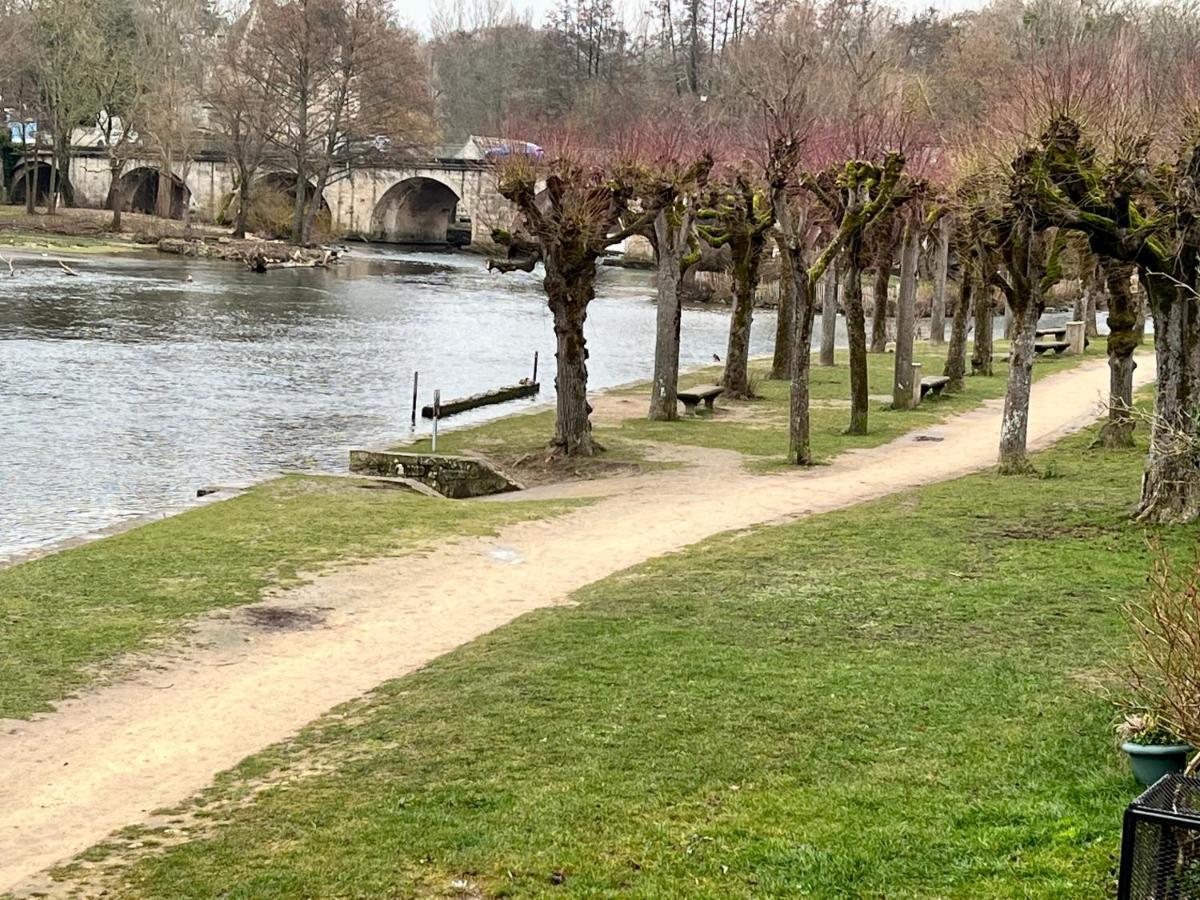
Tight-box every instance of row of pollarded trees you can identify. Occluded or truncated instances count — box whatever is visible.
[483,124,1194,525]
[480,0,1200,527]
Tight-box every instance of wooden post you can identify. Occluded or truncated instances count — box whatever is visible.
[411,371,419,427]
[432,389,440,452]
[532,351,539,384]
[911,362,923,408]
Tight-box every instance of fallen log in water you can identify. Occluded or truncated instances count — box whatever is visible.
[422,381,540,418]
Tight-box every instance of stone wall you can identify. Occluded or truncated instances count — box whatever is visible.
[348,450,522,499]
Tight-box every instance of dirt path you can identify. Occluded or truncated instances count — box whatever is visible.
[0,356,1153,894]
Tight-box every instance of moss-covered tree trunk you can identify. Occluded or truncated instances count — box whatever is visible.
[998,290,1041,474]
[723,234,763,399]
[1097,262,1141,448]
[944,273,972,392]
[546,256,598,456]
[892,223,919,409]
[819,262,838,366]
[971,286,993,376]
[771,242,795,380]
[869,262,890,353]
[930,217,950,345]
[845,254,870,434]
[787,265,818,464]
[649,211,686,422]
[1136,276,1200,524]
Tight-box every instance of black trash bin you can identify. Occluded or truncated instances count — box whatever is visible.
[1118,774,1200,899]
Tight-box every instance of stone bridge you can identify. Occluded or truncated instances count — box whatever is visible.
[6,149,513,246]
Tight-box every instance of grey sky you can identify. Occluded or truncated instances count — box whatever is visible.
[399,0,990,35]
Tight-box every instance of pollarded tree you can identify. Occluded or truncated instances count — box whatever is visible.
[976,150,1066,475]
[635,153,713,421]
[1032,117,1200,522]
[695,173,775,399]
[774,150,908,463]
[487,156,646,456]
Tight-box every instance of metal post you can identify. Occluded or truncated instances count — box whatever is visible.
[532,351,539,384]
[411,371,419,428]
[431,389,440,452]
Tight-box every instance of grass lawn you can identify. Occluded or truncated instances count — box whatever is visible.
[0,477,571,720]
[404,343,1102,468]
[68,415,1198,898]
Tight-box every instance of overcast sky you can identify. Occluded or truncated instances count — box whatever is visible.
[399,0,990,35]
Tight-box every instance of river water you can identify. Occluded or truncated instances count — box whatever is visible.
[2,246,781,557]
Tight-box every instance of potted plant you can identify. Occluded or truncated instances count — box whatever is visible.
[1116,711,1193,787]
[1112,537,1200,787]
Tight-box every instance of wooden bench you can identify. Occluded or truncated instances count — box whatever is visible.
[920,375,951,399]
[677,384,723,415]
[1034,341,1071,356]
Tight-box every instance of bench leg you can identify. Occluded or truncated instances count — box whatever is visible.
[682,400,699,416]
[703,397,716,412]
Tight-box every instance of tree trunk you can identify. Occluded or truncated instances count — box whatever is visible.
[23,156,35,215]
[156,160,172,219]
[998,295,1040,474]
[788,264,818,464]
[944,274,972,392]
[546,259,597,457]
[845,255,870,434]
[771,244,795,380]
[819,261,838,366]
[972,287,994,376]
[930,217,950,344]
[870,264,890,352]
[46,161,58,215]
[233,169,251,240]
[649,215,684,421]
[892,224,919,409]
[1003,299,1014,339]
[53,138,71,209]
[1136,278,1200,524]
[722,237,761,399]
[1097,262,1141,448]
[302,169,329,245]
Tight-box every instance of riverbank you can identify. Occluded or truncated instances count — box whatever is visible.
[400,343,1103,485]
[0,207,335,264]
[3,361,1173,898]
[0,342,1101,717]
[0,352,1146,895]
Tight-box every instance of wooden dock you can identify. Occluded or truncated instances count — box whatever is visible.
[421,382,540,418]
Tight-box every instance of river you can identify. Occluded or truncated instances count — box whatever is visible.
[2,245,780,557]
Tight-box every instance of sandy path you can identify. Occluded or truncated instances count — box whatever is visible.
[0,356,1153,893]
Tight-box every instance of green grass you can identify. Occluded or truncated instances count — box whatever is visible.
[408,343,1100,467]
[0,476,570,719]
[78,417,1196,899]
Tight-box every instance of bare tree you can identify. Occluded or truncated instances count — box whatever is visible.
[208,11,283,238]
[251,0,435,243]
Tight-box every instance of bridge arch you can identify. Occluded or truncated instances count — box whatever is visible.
[247,172,330,238]
[115,167,191,219]
[8,161,72,207]
[372,176,460,244]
